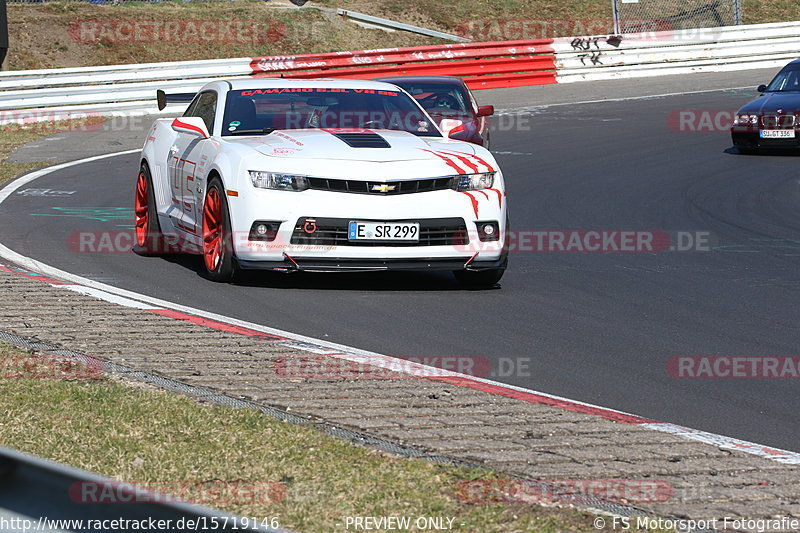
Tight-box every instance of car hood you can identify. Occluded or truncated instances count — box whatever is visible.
[224,129,476,162]
[737,92,800,114]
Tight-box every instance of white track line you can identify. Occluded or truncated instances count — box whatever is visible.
[2,149,799,465]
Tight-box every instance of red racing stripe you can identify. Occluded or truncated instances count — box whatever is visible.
[458,191,480,217]
[430,375,657,425]
[171,119,207,138]
[421,149,466,175]
[442,151,480,173]
[148,309,287,341]
[486,188,503,207]
[468,153,495,172]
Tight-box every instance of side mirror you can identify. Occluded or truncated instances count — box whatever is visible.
[439,118,466,137]
[757,84,767,93]
[477,105,494,117]
[171,117,210,139]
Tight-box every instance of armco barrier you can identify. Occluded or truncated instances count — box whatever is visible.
[0,21,798,123]
[552,21,800,83]
[0,446,286,533]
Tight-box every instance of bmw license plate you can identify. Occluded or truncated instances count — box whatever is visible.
[760,130,796,138]
[348,221,419,241]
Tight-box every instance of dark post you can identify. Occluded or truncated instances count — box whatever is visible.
[0,0,8,70]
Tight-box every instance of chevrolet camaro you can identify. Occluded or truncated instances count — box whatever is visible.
[134,79,508,286]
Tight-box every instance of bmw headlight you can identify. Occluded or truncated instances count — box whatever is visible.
[249,171,309,191]
[734,114,758,126]
[451,172,495,191]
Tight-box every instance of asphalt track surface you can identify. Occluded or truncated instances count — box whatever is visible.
[2,87,799,452]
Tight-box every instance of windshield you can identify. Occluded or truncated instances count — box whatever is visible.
[390,81,471,115]
[765,66,800,92]
[221,88,440,137]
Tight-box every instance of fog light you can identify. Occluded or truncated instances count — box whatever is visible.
[476,221,500,242]
[249,221,281,242]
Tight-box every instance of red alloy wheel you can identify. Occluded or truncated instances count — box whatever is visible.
[202,187,222,271]
[134,172,149,248]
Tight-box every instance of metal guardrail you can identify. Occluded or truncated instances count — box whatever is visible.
[335,9,470,43]
[0,21,798,123]
[552,21,800,83]
[0,446,287,533]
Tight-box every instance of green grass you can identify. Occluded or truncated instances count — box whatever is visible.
[0,343,625,533]
[742,0,800,24]
[0,126,52,184]
[7,2,443,70]
[317,0,799,30]
[0,119,104,184]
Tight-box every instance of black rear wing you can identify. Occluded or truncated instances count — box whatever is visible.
[156,89,196,111]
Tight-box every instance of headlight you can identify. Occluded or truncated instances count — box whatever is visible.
[734,114,758,125]
[249,171,309,191]
[451,172,495,191]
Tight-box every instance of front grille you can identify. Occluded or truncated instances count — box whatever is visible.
[762,115,796,128]
[291,217,468,247]
[331,132,391,148]
[306,177,454,195]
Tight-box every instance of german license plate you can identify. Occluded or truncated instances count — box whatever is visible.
[348,221,419,241]
[760,130,795,138]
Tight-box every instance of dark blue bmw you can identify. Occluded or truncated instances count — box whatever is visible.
[731,59,800,154]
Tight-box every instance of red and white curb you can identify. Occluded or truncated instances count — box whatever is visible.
[2,150,800,466]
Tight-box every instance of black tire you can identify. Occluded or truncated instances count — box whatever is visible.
[201,176,238,283]
[132,163,165,256]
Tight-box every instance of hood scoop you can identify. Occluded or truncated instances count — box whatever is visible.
[330,132,391,148]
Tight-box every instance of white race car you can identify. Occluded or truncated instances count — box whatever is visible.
[135,79,508,285]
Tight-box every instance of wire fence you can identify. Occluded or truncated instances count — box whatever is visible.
[613,0,742,33]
